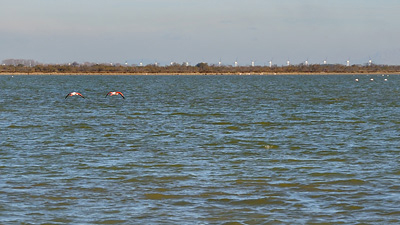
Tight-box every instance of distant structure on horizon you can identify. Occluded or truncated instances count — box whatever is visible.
[2,59,40,67]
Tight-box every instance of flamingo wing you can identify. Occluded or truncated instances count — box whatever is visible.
[118,92,125,99]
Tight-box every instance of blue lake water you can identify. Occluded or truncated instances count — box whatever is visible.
[1,74,400,224]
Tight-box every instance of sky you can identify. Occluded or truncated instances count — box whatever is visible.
[1,0,400,66]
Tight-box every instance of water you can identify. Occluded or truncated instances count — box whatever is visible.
[1,74,400,224]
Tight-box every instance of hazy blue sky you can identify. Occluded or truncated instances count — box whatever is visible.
[1,0,399,65]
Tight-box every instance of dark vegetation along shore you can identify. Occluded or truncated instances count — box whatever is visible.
[1,62,400,75]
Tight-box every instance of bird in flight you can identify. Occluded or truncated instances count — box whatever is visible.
[65,92,85,99]
[105,91,125,99]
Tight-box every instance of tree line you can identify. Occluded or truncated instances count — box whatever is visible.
[1,62,400,74]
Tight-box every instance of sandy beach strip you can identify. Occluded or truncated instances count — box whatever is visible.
[0,72,399,76]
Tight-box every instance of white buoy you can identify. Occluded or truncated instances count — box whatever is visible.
[355,78,359,82]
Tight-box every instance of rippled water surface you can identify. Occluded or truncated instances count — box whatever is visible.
[1,74,400,224]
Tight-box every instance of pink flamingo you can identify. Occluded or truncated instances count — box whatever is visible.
[105,91,125,99]
[65,92,85,99]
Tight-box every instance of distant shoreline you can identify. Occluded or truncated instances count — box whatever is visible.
[3,62,400,75]
[1,72,399,76]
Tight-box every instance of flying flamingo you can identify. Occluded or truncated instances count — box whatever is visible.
[65,92,85,99]
[105,91,125,99]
